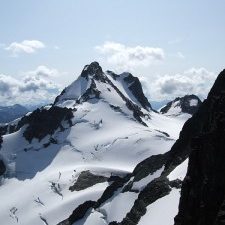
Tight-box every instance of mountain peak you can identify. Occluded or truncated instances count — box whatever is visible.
[81,61,104,80]
[107,71,152,111]
[160,94,202,115]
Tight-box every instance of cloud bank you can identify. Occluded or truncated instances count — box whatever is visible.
[95,41,165,71]
[140,67,216,101]
[0,66,60,106]
[5,40,45,56]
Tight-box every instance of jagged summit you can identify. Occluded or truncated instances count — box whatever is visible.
[160,94,202,116]
[81,61,104,81]
[55,62,151,110]
[54,62,152,125]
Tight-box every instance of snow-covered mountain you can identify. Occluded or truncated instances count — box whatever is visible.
[0,62,221,225]
[0,104,28,124]
[159,95,202,116]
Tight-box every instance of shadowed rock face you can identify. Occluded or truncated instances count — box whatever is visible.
[160,95,202,115]
[107,71,152,111]
[174,69,225,225]
[18,106,73,143]
[0,160,6,176]
[81,61,105,81]
[123,73,152,111]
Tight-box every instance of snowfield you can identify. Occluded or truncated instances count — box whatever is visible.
[137,189,180,225]
[0,62,190,225]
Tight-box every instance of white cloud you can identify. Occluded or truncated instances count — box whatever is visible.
[25,65,59,78]
[95,41,165,71]
[140,67,216,101]
[0,66,61,105]
[5,40,45,56]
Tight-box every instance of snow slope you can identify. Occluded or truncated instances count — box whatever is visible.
[0,62,190,225]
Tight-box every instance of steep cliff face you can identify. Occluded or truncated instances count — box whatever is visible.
[107,71,152,111]
[174,69,225,225]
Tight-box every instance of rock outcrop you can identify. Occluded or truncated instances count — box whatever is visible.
[174,69,225,225]
[160,95,202,115]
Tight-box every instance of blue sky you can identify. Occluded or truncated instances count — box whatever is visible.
[0,0,224,105]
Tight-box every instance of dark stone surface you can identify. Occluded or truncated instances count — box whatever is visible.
[81,61,104,81]
[132,154,167,183]
[0,160,6,176]
[160,94,202,115]
[0,106,73,144]
[18,106,73,143]
[214,198,225,225]
[174,69,225,225]
[0,125,7,136]
[105,76,148,126]
[107,70,152,111]
[123,73,152,111]
[69,171,108,191]
[169,179,182,189]
[107,71,152,111]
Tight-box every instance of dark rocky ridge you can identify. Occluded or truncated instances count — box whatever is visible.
[174,69,225,225]
[0,106,73,177]
[81,61,105,81]
[19,106,73,143]
[0,106,73,143]
[160,94,202,115]
[107,71,152,111]
[0,159,6,176]
[58,200,96,225]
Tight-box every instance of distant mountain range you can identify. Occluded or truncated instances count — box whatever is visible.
[0,104,29,123]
